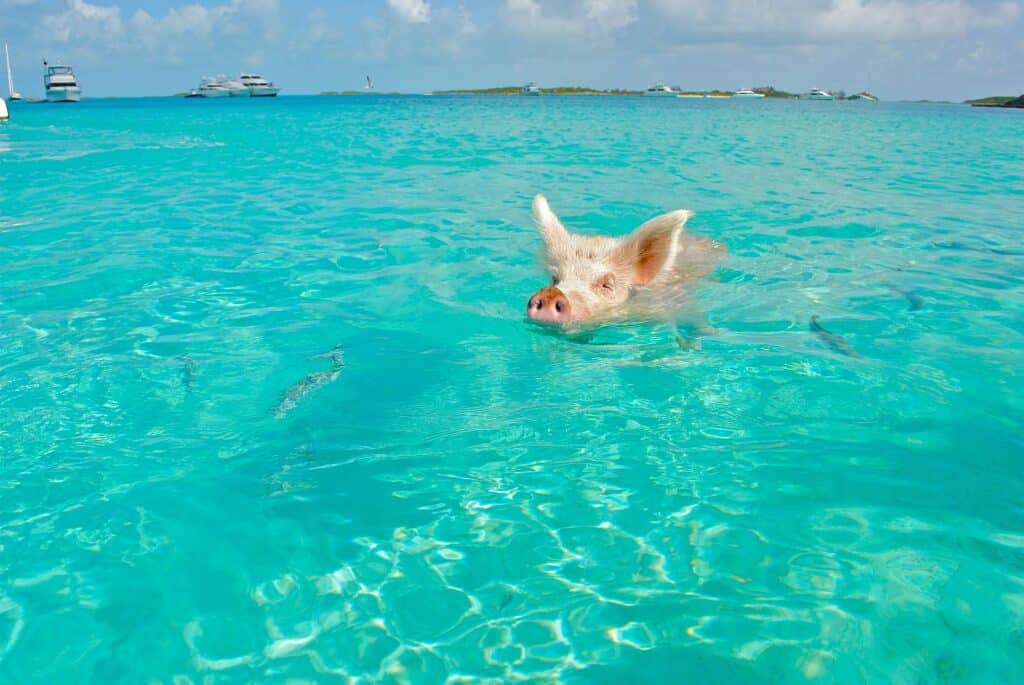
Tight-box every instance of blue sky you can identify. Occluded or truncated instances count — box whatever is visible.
[1,0,1021,100]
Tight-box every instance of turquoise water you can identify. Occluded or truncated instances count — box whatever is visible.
[1,95,1023,683]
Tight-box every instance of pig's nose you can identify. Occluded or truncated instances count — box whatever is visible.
[527,286,571,324]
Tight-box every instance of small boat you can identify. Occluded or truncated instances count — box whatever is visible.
[43,62,81,102]
[520,82,541,95]
[847,92,879,102]
[366,75,373,90]
[733,88,765,98]
[5,42,21,101]
[196,77,232,98]
[644,84,676,97]
[240,73,279,97]
[806,89,835,101]
[0,97,8,121]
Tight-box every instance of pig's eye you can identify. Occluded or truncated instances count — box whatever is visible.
[596,274,615,292]
[551,275,560,286]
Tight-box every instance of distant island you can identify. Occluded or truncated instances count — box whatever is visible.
[427,85,879,100]
[432,86,641,96]
[319,90,402,96]
[966,95,1024,108]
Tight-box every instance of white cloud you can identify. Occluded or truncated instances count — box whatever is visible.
[969,1,1020,29]
[387,0,431,24]
[37,0,280,64]
[584,0,637,31]
[363,4,477,62]
[648,0,1022,43]
[813,0,971,40]
[39,0,124,45]
[306,8,341,45]
[503,0,636,36]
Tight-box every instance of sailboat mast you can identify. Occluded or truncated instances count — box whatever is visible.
[5,43,13,98]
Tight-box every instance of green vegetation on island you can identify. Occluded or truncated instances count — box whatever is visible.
[966,95,1024,108]
[752,86,800,99]
[432,86,641,95]
[306,85,888,100]
[427,85,880,100]
[677,89,736,97]
[319,90,402,96]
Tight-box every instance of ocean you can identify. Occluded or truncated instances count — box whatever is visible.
[1,95,1023,683]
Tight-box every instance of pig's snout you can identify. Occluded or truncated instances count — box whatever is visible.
[527,286,572,325]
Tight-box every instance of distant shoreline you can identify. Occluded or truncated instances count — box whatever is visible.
[9,91,1019,106]
[966,95,1024,109]
[428,86,806,98]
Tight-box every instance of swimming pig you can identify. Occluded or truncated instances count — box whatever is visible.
[526,195,725,327]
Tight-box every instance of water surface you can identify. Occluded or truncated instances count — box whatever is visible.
[1,95,1023,683]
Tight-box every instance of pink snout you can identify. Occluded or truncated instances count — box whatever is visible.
[527,286,572,324]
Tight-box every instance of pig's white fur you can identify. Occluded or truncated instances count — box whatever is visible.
[532,194,711,323]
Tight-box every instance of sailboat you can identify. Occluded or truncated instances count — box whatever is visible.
[365,75,373,90]
[5,42,21,101]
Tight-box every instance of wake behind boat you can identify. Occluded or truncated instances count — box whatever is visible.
[43,61,80,102]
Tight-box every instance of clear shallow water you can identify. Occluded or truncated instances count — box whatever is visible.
[1,95,1023,683]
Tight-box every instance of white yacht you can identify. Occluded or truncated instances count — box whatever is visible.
[196,77,232,98]
[222,78,249,97]
[644,84,676,97]
[806,89,835,101]
[520,82,541,96]
[5,43,21,101]
[240,73,279,97]
[733,88,765,98]
[43,62,80,102]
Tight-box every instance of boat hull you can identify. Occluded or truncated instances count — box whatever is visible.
[248,87,279,97]
[197,89,231,98]
[46,87,81,102]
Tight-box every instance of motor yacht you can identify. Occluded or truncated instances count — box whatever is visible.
[44,62,81,102]
[196,77,232,98]
[806,89,835,101]
[644,84,676,97]
[240,73,279,97]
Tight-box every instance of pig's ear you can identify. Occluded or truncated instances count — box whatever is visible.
[532,194,570,251]
[617,210,693,286]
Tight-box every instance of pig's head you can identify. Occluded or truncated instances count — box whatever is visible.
[526,194,694,326]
